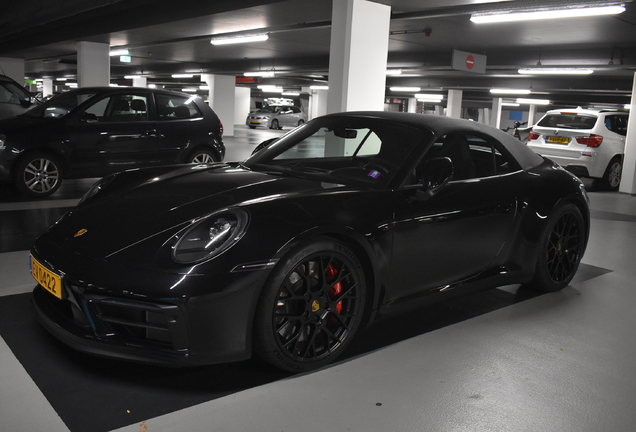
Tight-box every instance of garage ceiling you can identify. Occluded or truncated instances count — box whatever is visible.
[1,0,635,108]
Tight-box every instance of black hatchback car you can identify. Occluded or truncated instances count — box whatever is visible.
[0,87,225,196]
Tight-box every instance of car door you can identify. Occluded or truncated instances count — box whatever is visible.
[68,91,161,177]
[155,93,207,161]
[387,132,520,301]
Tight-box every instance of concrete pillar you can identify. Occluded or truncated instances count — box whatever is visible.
[306,88,328,120]
[407,97,417,113]
[491,98,503,129]
[132,76,147,87]
[235,87,250,125]
[528,104,537,125]
[446,89,463,118]
[327,0,391,113]
[619,72,636,194]
[42,79,54,97]
[435,106,443,116]
[202,74,235,136]
[77,41,110,87]
[0,58,25,84]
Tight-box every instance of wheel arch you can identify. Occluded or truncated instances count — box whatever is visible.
[11,147,69,180]
[268,225,383,325]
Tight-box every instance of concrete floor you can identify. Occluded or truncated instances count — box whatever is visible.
[2,126,636,432]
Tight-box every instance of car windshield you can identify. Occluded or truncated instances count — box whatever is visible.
[537,113,598,130]
[244,116,427,188]
[23,90,99,118]
[0,80,32,105]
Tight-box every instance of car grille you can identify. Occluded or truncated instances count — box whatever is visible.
[37,281,189,350]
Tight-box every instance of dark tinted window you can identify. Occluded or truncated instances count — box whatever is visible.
[604,115,629,136]
[414,132,519,182]
[156,94,202,120]
[81,93,149,122]
[537,113,597,130]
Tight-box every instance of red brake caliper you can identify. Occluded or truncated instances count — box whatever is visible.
[326,264,343,313]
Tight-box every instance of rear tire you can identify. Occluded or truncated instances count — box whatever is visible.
[597,156,622,191]
[525,203,586,292]
[13,152,63,197]
[253,238,366,372]
[186,149,217,164]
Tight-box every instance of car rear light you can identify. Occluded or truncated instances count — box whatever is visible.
[528,130,541,141]
[575,134,603,147]
[219,121,224,137]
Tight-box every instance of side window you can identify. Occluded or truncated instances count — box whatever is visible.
[614,115,629,136]
[156,94,203,120]
[415,132,518,183]
[82,94,149,122]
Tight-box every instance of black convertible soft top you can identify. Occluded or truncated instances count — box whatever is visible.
[322,111,545,171]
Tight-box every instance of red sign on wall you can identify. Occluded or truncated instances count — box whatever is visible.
[452,50,486,74]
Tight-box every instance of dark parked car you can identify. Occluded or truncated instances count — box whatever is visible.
[0,74,38,120]
[0,87,224,196]
[30,112,589,372]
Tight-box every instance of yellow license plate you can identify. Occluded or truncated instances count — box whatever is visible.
[547,136,569,144]
[30,255,63,299]
[250,120,259,124]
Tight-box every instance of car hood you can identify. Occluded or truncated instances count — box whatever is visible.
[0,114,57,133]
[46,163,344,260]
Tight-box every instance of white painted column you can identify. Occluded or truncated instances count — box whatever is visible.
[435,106,443,116]
[202,74,236,136]
[42,79,54,97]
[619,73,636,194]
[77,41,110,87]
[307,88,328,120]
[528,104,537,125]
[132,76,147,87]
[407,97,417,113]
[327,0,391,113]
[446,89,463,118]
[491,98,503,129]
[234,87,250,125]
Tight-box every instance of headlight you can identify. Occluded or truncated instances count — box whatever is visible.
[172,208,248,264]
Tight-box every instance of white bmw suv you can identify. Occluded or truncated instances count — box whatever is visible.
[527,108,628,190]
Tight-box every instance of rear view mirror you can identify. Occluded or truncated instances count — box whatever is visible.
[333,128,358,139]
[416,157,453,201]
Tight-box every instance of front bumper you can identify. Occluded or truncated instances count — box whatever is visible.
[30,235,270,367]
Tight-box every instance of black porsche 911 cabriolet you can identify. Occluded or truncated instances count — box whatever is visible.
[30,111,590,372]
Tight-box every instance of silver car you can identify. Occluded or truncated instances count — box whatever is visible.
[246,105,307,130]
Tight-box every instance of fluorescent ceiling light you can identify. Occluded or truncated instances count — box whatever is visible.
[415,93,444,101]
[172,74,194,78]
[471,4,625,23]
[282,92,300,96]
[490,88,531,95]
[210,34,268,45]
[310,85,329,90]
[502,102,520,107]
[518,68,594,75]
[109,49,129,56]
[516,98,551,105]
[244,71,275,77]
[182,88,198,92]
[390,87,421,92]
[386,69,402,75]
[625,104,631,110]
[56,77,67,81]
[199,85,210,90]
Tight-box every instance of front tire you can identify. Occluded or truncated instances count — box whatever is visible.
[14,152,63,197]
[270,119,281,130]
[525,203,586,292]
[253,238,366,372]
[186,149,217,164]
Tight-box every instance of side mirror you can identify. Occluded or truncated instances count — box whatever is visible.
[416,157,453,201]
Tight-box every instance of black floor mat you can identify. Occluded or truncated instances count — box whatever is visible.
[0,263,609,432]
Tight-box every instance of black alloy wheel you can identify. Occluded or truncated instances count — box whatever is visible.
[254,238,366,372]
[14,152,63,197]
[526,203,586,292]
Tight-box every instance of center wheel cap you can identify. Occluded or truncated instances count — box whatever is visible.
[311,299,321,313]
